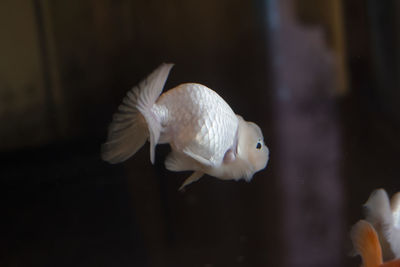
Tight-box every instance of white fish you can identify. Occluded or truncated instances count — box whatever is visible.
[364,188,400,260]
[101,63,269,190]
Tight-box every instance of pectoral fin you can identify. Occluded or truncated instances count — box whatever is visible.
[165,151,195,171]
[223,128,238,164]
[223,149,236,163]
[179,171,204,191]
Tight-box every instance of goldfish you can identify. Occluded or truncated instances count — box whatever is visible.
[364,189,400,260]
[101,63,269,190]
[351,220,400,267]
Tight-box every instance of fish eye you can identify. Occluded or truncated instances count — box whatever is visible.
[256,142,262,149]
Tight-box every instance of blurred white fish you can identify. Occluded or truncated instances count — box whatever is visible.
[101,63,269,190]
[364,188,400,260]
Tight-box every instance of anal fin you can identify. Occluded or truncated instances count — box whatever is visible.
[179,171,204,191]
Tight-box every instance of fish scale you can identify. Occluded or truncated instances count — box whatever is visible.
[154,83,238,166]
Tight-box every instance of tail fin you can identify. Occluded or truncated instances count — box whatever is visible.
[351,220,383,267]
[101,63,174,164]
[365,189,392,226]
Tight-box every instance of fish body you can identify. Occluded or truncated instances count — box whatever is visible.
[101,63,269,190]
[154,83,239,167]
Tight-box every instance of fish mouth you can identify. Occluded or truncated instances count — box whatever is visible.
[254,156,268,173]
[243,169,254,182]
[244,176,253,182]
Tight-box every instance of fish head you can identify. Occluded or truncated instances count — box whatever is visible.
[237,117,269,180]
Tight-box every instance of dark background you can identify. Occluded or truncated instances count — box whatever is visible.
[1,0,400,266]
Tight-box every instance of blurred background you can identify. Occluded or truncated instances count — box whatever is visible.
[1,0,400,266]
